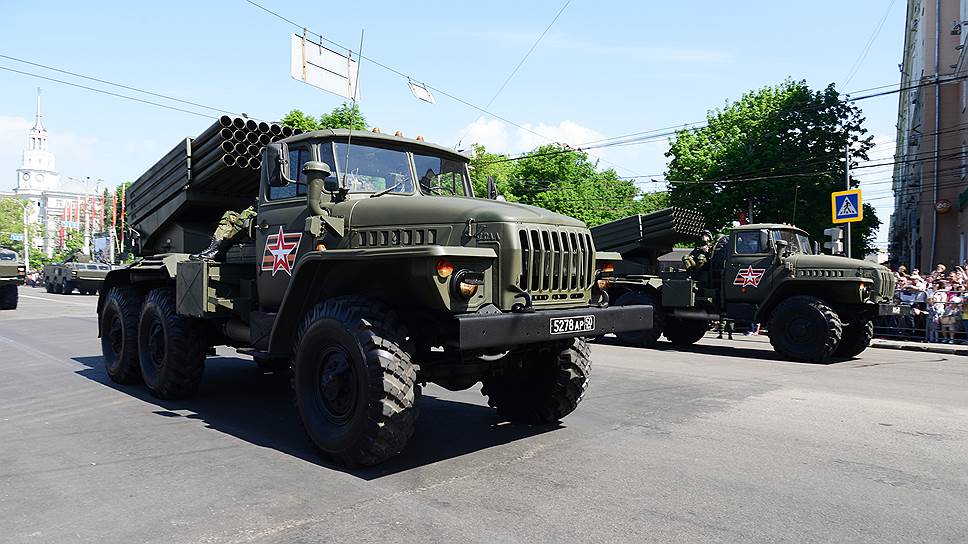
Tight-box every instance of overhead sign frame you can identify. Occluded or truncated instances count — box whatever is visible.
[290,32,360,101]
[831,189,863,224]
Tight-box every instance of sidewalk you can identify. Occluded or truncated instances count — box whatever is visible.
[872,338,968,356]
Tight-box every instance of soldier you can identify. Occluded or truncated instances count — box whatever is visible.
[683,230,713,272]
[192,206,257,261]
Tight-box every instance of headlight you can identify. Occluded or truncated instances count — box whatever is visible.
[451,270,484,299]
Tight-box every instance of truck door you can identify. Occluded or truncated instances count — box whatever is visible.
[723,229,774,303]
[255,143,315,311]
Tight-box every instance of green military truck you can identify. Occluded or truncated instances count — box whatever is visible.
[0,248,26,310]
[43,252,110,295]
[592,208,899,363]
[97,119,652,466]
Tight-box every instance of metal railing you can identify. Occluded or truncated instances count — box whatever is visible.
[874,290,968,344]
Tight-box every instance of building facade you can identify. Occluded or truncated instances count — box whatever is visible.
[890,0,968,270]
[2,91,100,257]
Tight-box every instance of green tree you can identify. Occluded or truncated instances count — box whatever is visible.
[508,144,659,227]
[0,198,27,254]
[666,80,879,255]
[281,109,319,132]
[318,102,366,130]
[468,144,515,200]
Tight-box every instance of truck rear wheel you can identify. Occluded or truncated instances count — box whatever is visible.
[100,286,143,384]
[137,288,207,399]
[833,319,873,359]
[481,337,591,424]
[768,296,842,363]
[663,317,708,346]
[292,296,418,467]
[0,284,18,310]
[613,290,664,347]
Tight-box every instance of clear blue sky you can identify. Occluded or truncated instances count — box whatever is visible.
[0,0,904,243]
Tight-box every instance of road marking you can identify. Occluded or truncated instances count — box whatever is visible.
[19,294,93,307]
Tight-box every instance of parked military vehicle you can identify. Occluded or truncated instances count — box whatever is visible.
[592,208,899,363]
[43,252,110,295]
[97,117,652,466]
[0,248,25,310]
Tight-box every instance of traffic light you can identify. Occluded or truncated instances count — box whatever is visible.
[823,227,844,255]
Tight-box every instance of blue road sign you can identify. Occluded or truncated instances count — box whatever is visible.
[831,189,862,224]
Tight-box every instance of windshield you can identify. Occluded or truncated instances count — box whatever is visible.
[772,229,813,254]
[333,142,414,194]
[0,252,15,261]
[413,154,471,197]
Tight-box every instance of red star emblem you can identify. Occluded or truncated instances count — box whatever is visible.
[263,226,300,276]
[733,265,766,287]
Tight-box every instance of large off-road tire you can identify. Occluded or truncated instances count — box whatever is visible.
[292,296,419,467]
[0,284,18,310]
[44,281,52,293]
[613,290,664,347]
[663,317,708,346]
[137,288,207,399]
[833,319,873,359]
[61,281,73,295]
[100,286,143,384]
[768,296,842,363]
[481,337,591,424]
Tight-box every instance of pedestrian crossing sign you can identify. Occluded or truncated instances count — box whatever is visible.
[831,189,862,224]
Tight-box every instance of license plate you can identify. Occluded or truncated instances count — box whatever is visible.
[550,315,596,335]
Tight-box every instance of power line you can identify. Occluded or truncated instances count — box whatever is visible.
[0,65,214,119]
[0,53,242,117]
[843,0,898,87]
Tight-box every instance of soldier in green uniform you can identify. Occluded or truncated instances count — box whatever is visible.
[682,230,713,273]
[192,206,257,261]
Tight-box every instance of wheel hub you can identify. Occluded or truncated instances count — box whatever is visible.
[315,347,357,423]
[108,315,123,356]
[146,321,166,369]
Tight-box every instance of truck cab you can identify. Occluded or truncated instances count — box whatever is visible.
[0,248,25,310]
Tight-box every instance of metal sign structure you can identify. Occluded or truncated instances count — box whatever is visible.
[407,79,436,104]
[831,189,862,224]
[290,33,360,101]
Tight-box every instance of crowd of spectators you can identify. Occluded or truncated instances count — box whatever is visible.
[882,263,968,343]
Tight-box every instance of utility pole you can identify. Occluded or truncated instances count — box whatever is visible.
[20,200,29,270]
[845,143,852,259]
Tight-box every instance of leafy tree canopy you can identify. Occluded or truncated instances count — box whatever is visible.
[282,103,368,132]
[666,79,879,255]
[469,144,666,227]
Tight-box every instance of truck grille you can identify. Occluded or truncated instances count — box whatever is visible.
[517,226,595,297]
[877,268,895,300]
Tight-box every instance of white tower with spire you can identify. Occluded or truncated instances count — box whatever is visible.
[16,88,60,193]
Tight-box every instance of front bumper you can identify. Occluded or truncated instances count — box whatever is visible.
[455,305,653,350]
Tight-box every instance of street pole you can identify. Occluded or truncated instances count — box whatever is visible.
[21,201,29,270]
[845,143,852,259]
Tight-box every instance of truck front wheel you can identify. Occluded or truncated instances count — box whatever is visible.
[137,288,207,399]
[293,296,419,467]
[481,337,591,424]
[768,296,843,363]
[613,290,664,347]
[0,284,18,310]
[833,319,873,359]
[100,286,143,384]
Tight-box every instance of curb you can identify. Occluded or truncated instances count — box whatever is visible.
[872,340,968,356]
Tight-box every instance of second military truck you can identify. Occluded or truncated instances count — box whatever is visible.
[0,248,25,310]
[97,117,652,466]
[592,208,898,363]
[43,252,110,295]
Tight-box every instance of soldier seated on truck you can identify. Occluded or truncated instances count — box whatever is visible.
[682,229,713,272]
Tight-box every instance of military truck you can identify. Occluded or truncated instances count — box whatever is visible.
[97,119,652,466]
[592,208,899,363]
[43,252,110,295]
[0,248,26,310]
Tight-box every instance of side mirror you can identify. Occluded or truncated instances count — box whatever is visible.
[263,143,291,187]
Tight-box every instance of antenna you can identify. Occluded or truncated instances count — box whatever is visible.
[341,29,364,189]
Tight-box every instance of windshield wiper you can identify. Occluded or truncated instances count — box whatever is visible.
[370,181,405,198]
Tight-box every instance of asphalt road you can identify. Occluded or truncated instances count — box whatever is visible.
[2,287,967,543]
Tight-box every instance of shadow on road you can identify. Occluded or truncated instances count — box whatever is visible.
[72,355,558,479]
[594,336,854,365]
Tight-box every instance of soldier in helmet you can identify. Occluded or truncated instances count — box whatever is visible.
[682,229,714,273]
